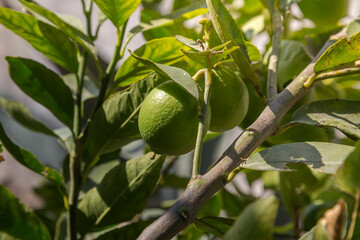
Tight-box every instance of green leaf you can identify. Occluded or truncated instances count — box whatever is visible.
[85,72,167,165]
[299,225,329,240]
[242,15,265,40]
[0,121,63,185]
[219,189,253,217]
[181,46,239,68]
[130,52,199,100]
[206,0,263,96]
[93,0,141,28]
[245,42,261,62]
[114,37,188,88]
[298,0,348,27]
[77,153,165,233]
[275,40,311,88]
[346,19,360,38]
[62,74,99,102]
[19,0,102,77]
[288,99,360,140]
[197,195,221,217]
[314,32,360,73]
[0,7,78,73]
[0,97,57,137]
[194,216,234,237]
[95,220,153,240]
[176,35,203,51]
[159,174,189,188]
[129,3,208,41]
[6,57,74,128]
[0,186,51,240]
[245,142,355,174]
[336,142,360,194]
[224,195,279,240]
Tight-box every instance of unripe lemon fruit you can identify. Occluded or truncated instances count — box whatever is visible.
[200,67,249,132]
[138,81,199,155]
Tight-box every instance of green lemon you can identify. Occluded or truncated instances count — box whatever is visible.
[200,67,249,132]
[138,81,199,155]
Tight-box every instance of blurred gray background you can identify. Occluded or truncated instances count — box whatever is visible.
[0,0,359,208]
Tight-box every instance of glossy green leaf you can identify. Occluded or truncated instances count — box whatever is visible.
[129,3,207,41]
[0,7,78,73]
[224,195,279,240]
[175,35,203,51]
[95,220,153,240]
[0,97,56,137]
[346,19,360,38]
[85,72,167,164]
[314,32,360,73]
[19,0,102,77]
[206,0,263,96]
[77,153,165,233]
[6,57,74,128]
[0,122,63,185]
[0,186,51,240]
[114,37,187,88]
[336,142,360,194]
[194,216,234,237]
[288,99,360,140]
[245,142,355,174]
[181,46,239,68]
[92,0,141,28]
[129,52,199,100]
[245,42,261,62]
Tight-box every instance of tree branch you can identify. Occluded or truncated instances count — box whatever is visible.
[138,28,347,240]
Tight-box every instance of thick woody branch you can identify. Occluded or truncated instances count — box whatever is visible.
[138,29,346,240]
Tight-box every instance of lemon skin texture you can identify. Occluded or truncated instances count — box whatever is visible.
[138,81,199,155]
[201,68,249,132]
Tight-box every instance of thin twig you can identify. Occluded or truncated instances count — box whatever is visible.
[267,8,283,99]
[192,68,212,178]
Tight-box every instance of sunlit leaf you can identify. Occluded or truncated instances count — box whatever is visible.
[0,7,78,72]
[245,142,354,174]
[113,37,187,88]
[288,99,360,140]
[206,0,263,98]
[129,52,199,100]
[314,32,360,73]
[92,0,141,28]
[19,0,102,77]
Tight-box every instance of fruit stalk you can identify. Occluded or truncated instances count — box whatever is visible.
[192,68,212,178]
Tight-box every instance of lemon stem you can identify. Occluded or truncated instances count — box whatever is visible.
[192,68,212,178]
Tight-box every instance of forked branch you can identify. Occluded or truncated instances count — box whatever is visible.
[138,28,347,240]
